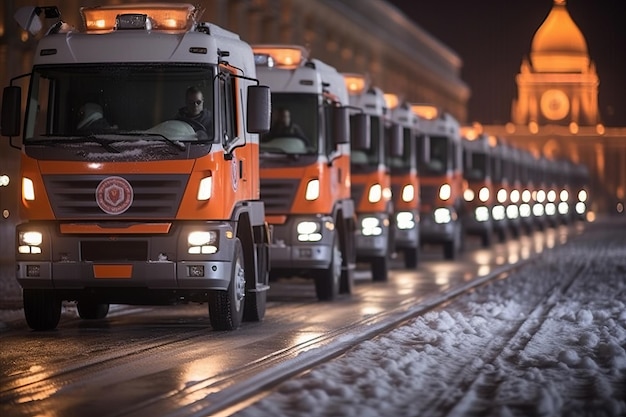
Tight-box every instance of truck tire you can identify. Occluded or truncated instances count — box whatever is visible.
[77,301,110,320]
[243,289,266,322]
[371,255,389,281]
[481,231,493,248]
[315,235,341,301]
[443,240,457,260]
[23,289,62,331]
[371,229,392,281]
[209,238,245,330]
[339,226,356,295]
[404,247,419,269]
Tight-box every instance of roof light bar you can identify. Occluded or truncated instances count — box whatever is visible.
[252,45,307,69]
[81,3,195,32]
[411,104,439,120]
[342,73,368,95]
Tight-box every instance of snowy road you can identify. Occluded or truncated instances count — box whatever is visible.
[234,218,626,417]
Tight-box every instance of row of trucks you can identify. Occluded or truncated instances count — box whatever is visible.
[1,3,588,331]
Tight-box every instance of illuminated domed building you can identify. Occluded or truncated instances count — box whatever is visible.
[483,0,626,215]
[512,0,599,127]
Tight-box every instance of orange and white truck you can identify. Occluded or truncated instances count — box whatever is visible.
[412,105,465,260]
[343,75,401,281]
[387,97,421,268]
[1,3,272,330]
[251,45,358,301]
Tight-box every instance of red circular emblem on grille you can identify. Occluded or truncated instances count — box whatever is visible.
[95,176,134,215]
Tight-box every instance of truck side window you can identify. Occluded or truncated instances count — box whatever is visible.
[219,72,236,146]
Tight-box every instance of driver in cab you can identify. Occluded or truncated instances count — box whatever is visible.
[175,86,212,135]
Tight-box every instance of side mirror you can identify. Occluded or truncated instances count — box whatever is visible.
[421,134,431,164]
[1,86,22,137]
[246,85,271,134]
[332,106,350,145]
[387,124,403,157]
[350,113,370,150]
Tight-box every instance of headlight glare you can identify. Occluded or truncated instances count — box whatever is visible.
[23,177,35,201]
[305,179,320,201]
[368,184,382,203]
[197,176,213,201]
[401,185,414,202]
[439,184,451,201]
[20,231,43,246]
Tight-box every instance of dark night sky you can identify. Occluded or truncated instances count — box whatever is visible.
[386,0,626,127]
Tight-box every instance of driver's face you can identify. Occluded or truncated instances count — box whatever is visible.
[186,92,204,116]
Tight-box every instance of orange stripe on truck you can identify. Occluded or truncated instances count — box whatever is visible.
[93,264,133,278]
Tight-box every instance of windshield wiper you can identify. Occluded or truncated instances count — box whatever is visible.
[115,132,186,151]
[29,135,121,153]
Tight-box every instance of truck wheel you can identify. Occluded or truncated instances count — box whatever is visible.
[403,247,419,269]
[315,236,341,301]
[209,238,245,330]
[243,289,266,322]
[339,228,355,295]
[371,255,389,281]
[372,229,392,281]
[481,231,493,247]
[23,289,62,331]
[77,301,110,320]
[443,240,457,260]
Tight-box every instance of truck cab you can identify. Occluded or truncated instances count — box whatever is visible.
[344,74,399,281]
[252,45,356,301]
[2,3,271,330]
[460,127,495,247]
[412,104,464,260]
[388,98,421,268]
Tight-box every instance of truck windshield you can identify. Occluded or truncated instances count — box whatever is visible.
[260,93,318,155]
[351,115,382,167]
[464,152,488,180]
[389,127,413,173]
[24,64,216,143]
[418,135,449,176]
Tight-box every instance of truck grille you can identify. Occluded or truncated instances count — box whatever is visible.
[420,185,439,203]
[43,174,188,219]
[260,179,299,213]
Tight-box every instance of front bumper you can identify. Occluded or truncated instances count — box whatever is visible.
[355,212,391,258]
[15,221,238,292]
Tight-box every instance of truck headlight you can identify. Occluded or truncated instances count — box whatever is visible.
[492,205,506,221]
[401,184,414,202]
[305,179,320,201]
[479,187,490,202]
[18,230,43,254]
[439,184,451,201]
[434,207,452,224]
[23,177,35,201]
[361,217,382,235]
[197,176,213,201]
[497,188,507,203]
[506,205,519,219]
[368,184,382,203]
[510,190,520,203]
[297,221,322,241]
[463,189,475,202]
[396,212,415,229]
[187,231,218,254]
[474,206,489,222]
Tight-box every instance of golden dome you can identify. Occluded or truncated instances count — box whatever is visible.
[530,0,589,73]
